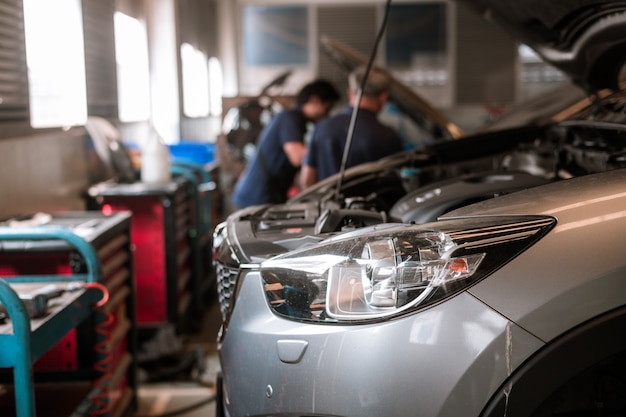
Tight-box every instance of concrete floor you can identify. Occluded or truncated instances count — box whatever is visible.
[133,295,222,417]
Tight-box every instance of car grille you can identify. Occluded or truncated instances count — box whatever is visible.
[215,261,240,322]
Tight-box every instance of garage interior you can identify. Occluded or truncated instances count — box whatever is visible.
[0,0,575,417]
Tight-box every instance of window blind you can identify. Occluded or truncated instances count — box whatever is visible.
[82,0,118,119]
[0,0,29,123]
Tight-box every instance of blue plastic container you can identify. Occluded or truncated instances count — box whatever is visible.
[168,141,216,165]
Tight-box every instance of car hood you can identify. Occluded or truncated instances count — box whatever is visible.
[216,124,550,265]
[320,35,464,140]
[455,0,626,92]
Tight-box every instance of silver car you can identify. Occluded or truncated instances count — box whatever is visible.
[216,0,626,415]
[218,167,626,417]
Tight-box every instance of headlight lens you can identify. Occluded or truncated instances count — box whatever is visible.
[261,215,555,323]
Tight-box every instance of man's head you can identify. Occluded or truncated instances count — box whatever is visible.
[348,65,391,112]
[297,79,340,122]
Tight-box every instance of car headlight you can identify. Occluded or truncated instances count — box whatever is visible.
[261,215,555,323]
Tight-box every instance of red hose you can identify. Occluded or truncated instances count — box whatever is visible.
[86,282,109,307]
[85,282,113,416]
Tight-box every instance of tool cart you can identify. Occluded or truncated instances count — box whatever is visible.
[87,177,194,332]
[171,160,216,314]
[0,211,137,417]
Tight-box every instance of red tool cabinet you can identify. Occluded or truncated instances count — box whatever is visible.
[87,177,193,330]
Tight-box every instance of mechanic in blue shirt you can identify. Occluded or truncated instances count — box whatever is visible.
[232,79,340,208]
[300,66,403,188]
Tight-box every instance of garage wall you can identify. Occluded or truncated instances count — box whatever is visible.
[317,5,378,103]
[0,128,109,219]
[455,1,517,105]
[224,0,517,112]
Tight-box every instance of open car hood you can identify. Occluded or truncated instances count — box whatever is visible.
[455,0,626,92]
[320,35,464,140]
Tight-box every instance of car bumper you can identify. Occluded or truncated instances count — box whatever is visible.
[218,270,544,417]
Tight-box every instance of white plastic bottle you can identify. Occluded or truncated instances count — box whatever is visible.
[141,131,172,183]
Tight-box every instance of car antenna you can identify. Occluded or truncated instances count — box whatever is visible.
[333,0,392,204]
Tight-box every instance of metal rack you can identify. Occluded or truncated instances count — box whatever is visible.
[0,214,136,417]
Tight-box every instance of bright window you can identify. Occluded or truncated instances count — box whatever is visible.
[23,0,87,128]
[385,2,449,88]
[114,12,151,122]
[181,43,210,118]
[385,3,447,66]
[518,44,566,83]
[208,57,223,117]
[242,6,309,66]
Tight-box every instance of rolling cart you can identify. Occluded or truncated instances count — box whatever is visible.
[0,212,137,417]
[171,159,216,314]
[87,177,194,332]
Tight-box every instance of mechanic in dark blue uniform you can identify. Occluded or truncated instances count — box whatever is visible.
[232,79,340,209]
[301,66,403,187]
